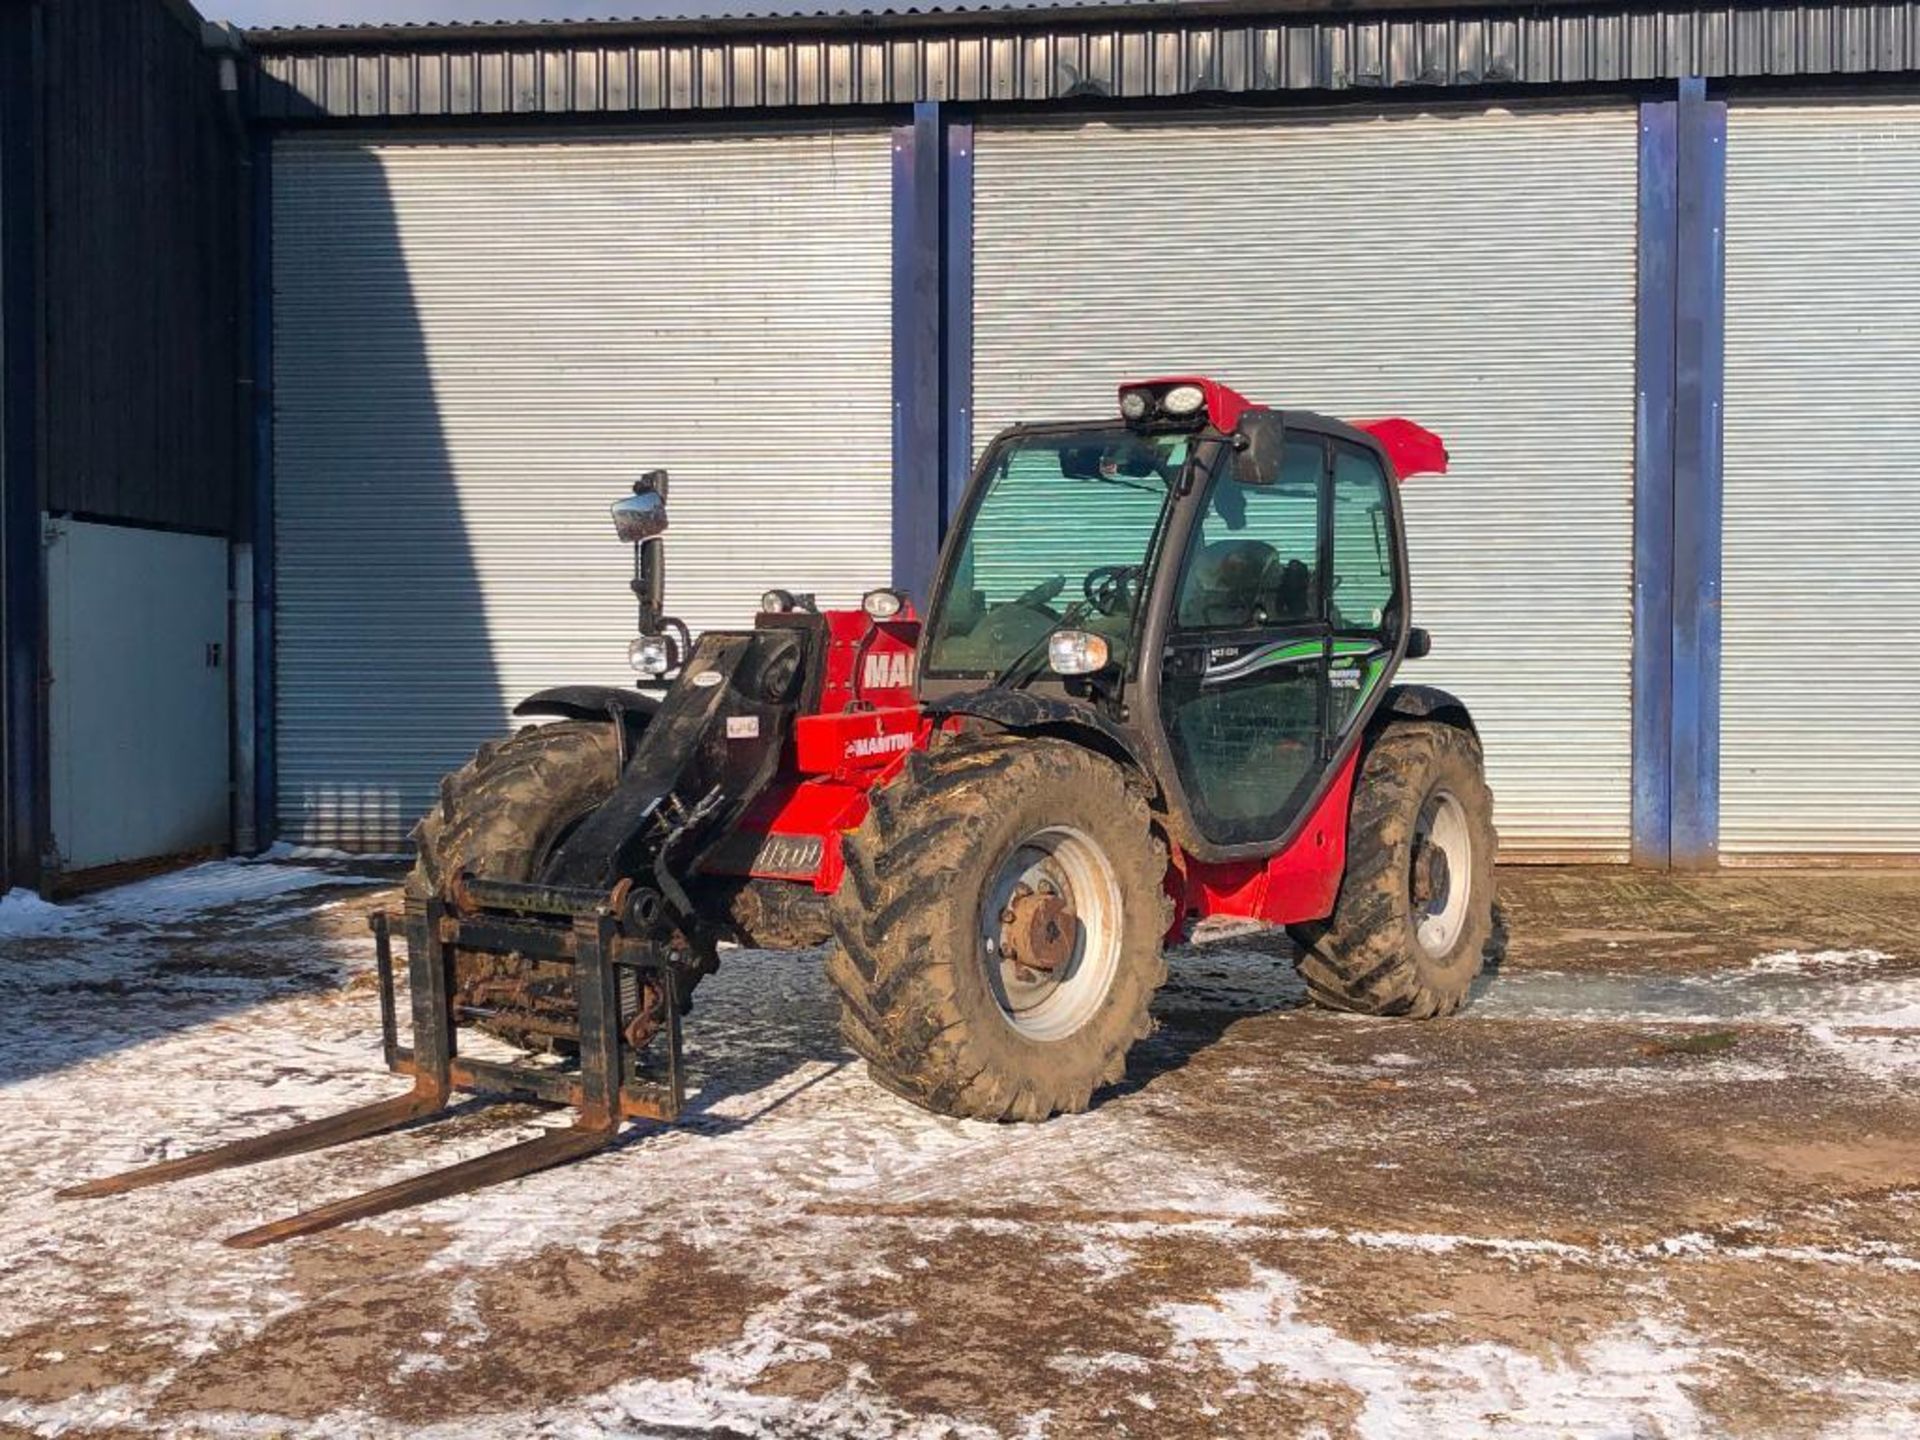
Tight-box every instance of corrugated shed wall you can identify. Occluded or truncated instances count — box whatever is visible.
[1722,101,1920,855]
[972,107,1639,857]
[270,127,893,846]
[251,3,1920,120]
[41,0,241,534]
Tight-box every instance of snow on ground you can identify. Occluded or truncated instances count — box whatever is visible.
[2,861,1919,1437]
[1158,1269,1706,1437]
[0,888,72,937]
[0,860,380,939]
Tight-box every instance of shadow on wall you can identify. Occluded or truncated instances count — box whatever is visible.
[270,127,897,853]
[271,143,502,851]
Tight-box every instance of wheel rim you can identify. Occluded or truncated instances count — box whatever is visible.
[1410,789,1473,959]
[981,826,1124,1041]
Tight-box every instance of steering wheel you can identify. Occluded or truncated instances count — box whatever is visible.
[1083,565,1141,617]
[1010,574,1067,612]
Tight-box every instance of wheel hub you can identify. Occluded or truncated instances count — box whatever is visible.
[980,826,1123,1042]
[1000,886,1077,972]
[1411,841,1450,909]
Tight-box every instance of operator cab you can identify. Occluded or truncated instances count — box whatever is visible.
[919,377,1441,862]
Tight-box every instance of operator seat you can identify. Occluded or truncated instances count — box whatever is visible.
[1179,541,1312,629]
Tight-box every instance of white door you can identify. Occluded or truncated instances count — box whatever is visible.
[47,520,230,871]
[1722,104,1920,857]
[971,107,1640,858]
[272,127,893,847]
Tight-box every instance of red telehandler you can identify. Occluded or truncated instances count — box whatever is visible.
[64,376,1495,1244]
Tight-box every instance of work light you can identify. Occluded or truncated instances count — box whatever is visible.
[1161,383,1205,418]
[1118,379,1212,432]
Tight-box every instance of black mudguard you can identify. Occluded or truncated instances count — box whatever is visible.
[925,688,1151,783]
[513,685,660,725]
[1375,682,1477,738]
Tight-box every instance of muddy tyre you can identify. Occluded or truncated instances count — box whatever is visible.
[827,738,1172,1122]
[407,720,621,903]
[408,721,622,1051]
[1287,720,1496,1018]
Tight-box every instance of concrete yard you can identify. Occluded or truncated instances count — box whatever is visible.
[1,860,1916,1438]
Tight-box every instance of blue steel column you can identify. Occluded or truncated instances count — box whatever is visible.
[1670,78,1726,869]
[1632,99,1678,868]
[0,0,45,890]
[891,103,943,605]
[251,133,277,849]
[941,116,974,531]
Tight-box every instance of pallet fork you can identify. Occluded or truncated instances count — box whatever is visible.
[59,880,686,1247]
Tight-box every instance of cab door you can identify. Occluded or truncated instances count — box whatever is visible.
[1155,434,1334,848]
[1325,440,1405,737]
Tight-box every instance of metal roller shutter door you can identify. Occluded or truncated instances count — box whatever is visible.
[1723,105,1920,857]
[273,128,892,847]
[973,109,1639,857]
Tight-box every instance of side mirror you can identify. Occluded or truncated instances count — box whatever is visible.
[611,488,667,543]
[1231,409,1286,486]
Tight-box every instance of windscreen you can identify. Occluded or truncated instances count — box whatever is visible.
[923,428,1188,678]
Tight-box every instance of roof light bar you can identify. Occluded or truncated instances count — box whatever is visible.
[1117,376,1255,433]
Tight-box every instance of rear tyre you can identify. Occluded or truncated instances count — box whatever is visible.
[408,721,622,1050]
[1287,720,1496,1018]
[827,738,1172,1122]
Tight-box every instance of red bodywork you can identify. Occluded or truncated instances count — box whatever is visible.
[706,602,1355,934]
[704,380,1442,935]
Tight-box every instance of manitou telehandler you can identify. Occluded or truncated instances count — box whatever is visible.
[65,377,1496,1244]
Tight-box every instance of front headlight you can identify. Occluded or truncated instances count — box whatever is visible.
[1047,629,1111,676]
[862,588,905,620]
[628,634,671,678]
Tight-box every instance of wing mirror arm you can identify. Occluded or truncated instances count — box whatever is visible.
[612,470,688,679]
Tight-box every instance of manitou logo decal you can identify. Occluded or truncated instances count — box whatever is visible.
[862,651,915,690]
[846,731,913,761]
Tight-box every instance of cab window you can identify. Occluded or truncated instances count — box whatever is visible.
[923,430,1183,677]
[1173,438,1325,632]
[1330,444,1398,637]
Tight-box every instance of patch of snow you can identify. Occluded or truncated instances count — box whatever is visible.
[250,840,410,864]
[1339,1229,1589,1260]
[3,861,380,951]
[1469,964,1920,1030]
[84,859,383,926]
[1748,948,1891,975]
[1050,1349,1153,1379]
[0,887,79,938]
[1817,1396,1920,1439]
[1160,1264,1708,1440]
[1806,1023,1920,1081]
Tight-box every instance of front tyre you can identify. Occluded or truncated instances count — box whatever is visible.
[407,720,620,905]
[408,720,622,1051]
[1288,720,1496,1018]
[827,738,1172,1122]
